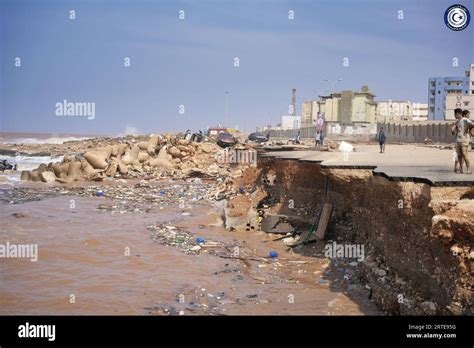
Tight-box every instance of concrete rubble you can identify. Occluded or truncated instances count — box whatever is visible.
[19,134,252,184]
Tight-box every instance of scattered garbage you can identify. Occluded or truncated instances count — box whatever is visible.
[269,251,278,258]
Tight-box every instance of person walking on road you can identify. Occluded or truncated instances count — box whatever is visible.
[452,108,473,174]
[295,130,301,144]
[377,127,386,153]
[315,131,321,147]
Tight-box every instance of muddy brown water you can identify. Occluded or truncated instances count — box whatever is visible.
[0,183,380,315]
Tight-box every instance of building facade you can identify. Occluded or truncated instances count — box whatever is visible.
[376,101,428,121]
[376,101,412,122]
[428,64,473,120]
[412,103,428,121]
[317,85,376,126]
[445,94,474,120]
[280,115,301,130]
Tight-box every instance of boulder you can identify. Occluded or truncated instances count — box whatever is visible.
[121,145,140,165]
[105,162,118,177]
[20,170,32,181]
[168,146,181,158]
[82,160,101,179]
[30,170,41,182]
[40,171,57,183]
[68,161,83,178]
[116,143,129,157]
[149,147,174,168]
[137,152,150,162]
[116,158,128,175]
[84,150,109,169]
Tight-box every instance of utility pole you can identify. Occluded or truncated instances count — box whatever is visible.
[225,91,229,128]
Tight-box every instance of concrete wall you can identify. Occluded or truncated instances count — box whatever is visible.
[267,121,455,144]
[268,123,376,139]
[379,122,454,143]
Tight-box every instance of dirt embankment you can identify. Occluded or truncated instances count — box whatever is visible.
[254,158,473,315]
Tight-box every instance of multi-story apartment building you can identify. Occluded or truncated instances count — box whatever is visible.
[428,64,473,120]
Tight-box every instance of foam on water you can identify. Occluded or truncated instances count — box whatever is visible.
[1,137,91,145]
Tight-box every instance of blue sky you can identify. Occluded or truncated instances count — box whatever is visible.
[1,0,473,135]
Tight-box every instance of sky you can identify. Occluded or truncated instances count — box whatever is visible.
[1,0,473,135]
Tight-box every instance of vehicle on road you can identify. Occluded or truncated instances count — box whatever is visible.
[216,132,237,148]
[248,132,268,143]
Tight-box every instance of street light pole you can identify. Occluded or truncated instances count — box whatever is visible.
[225,92,229,128]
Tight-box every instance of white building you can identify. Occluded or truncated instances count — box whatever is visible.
[280,115,301,129]
[376,101,429,122]
[376,101,412,122]
[412,103,428,121]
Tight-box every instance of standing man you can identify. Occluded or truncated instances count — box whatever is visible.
[452,109,462,173]
[377,127,386,153]
[315,131,321,147]
[295,130,301,144]
[453,108,472,174]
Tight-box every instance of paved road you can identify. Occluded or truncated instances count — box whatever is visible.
[260,144,474,186]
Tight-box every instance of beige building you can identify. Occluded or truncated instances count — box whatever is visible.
[317,85,376,125]
[301,100,316,127]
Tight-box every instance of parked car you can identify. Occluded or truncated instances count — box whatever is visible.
[216,132,237,148]
[248,132,267,143]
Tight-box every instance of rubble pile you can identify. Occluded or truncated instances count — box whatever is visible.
[19,134,251,183]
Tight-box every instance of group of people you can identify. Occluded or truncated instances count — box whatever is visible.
[295,130,325,146]
[452,108,472,174]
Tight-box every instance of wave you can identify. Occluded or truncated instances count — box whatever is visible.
[2,136,92,145]
[0,154,63,183]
